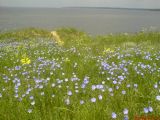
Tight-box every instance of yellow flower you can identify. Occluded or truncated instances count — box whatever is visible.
[21,57,31,65]
[65,58,70,62]
[103,48,114,54]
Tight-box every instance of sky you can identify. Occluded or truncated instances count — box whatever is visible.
[0,0,160,9]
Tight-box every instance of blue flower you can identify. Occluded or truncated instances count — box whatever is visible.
[112,112,117,119]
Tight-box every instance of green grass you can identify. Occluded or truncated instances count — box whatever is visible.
[0,28,160,120]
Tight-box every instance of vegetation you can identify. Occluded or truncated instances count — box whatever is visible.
[0,28,160,120]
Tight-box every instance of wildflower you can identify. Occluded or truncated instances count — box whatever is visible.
[134,84,138,88]
[0,93,2,97]
[92,85,96,90]
[144,107,149,113]
[113,80,117,84]
[123,108,128,115]
[64,78,68,82]
[40,92,44,96]
[112,112,117,119]
[75,90,79,93]
[31,101,35,106]
[29,96,34,100]
[51,83,55,87]
[67,91,72,96]
[15,66,21,70]
[21,57,31,65]
[65,98,70,105]
[154,84,158,89]
[38,85,43,89]
[65,58,70,62]
[103,48,114,55]
[124,116,129,120]
[27,109,32,113]
[148,106,153,112]
[91,98,96,103]
[14,94,18,98]
[80,100,84,104]
[108,88,113,92]
[156,95,160,101]
[52,94,55,97]
[98,95,103,100]
[126,84,131,88]
[122,90,126,95]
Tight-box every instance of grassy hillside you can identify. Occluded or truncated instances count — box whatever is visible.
[0,28,160,120]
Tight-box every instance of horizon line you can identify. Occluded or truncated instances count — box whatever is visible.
[0,6,160,10]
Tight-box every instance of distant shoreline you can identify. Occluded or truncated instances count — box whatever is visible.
[0,6,160,11]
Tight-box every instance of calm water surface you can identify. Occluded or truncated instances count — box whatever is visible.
[0,7,160,35]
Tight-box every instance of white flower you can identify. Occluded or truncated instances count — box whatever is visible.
[31,101,35,106]
[0,93,2,97]
[122,90,126,95]
[123,108,128,115]
[148,106,153,112]
[154,84,158,89]
[65,98,70,105]
[91,98,96,103]
[156,95,160,101]
[65,78,68,82]
[112,112,117,119]
[80,100,84,104]
[41,92,44,96]
[51,83,55,87]
[28,109,32,113]
[98,95,103,100]
[108,88,113,92]
[127,84,131,88]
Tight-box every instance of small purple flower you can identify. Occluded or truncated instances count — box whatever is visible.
[91,97,96,103]
[112,112,117,119]
[156,95,160,101]
[113,80,117,84]
[15,66,21,70]
[98,95,103,100]
[92,85,96,90]
[144,107,149,113]
[122,90,126,95]
[0,93,2,97]
[148,106,153,112]
[134,84,138,88]
[67,91,72,96]
[154,84,158,89]
[123,108,128,115]
[29,96,34,100]
[80,100,84,104]
[126,84,131,88]
[27,109,32,113]
[108,88,113,92]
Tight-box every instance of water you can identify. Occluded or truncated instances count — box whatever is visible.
[0,7,160,35]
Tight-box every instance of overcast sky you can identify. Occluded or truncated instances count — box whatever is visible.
[0,0,160,9]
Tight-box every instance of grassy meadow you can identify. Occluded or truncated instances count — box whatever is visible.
[0,28,160,120]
